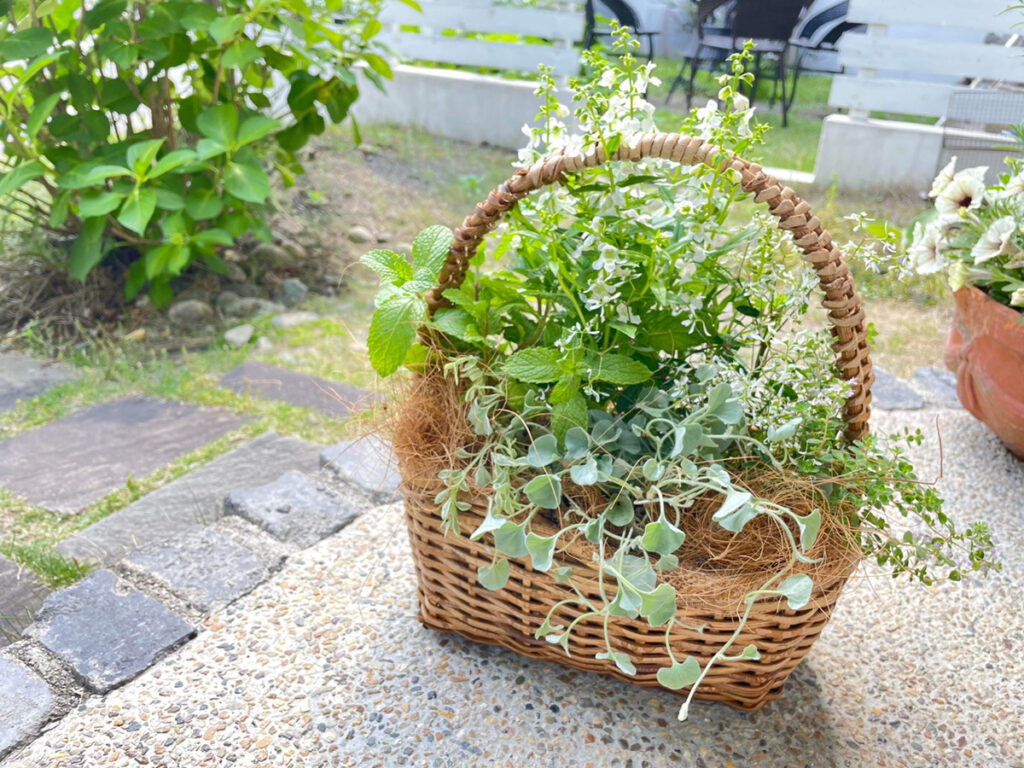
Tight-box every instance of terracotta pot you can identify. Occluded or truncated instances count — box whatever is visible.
[945,285,1024,458]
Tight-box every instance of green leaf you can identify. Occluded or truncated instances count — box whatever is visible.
[796,508,821,551]
[0,27,52,60]
[470,510,507,541]
[595,651,636,676]
[713,490,757,533]
[707,382,743,424]
[549,373,579,405]
[221,38,260,68]
[477,558,510,591]
[526,434,559,468]
[209,14,245,44]
[777,574,813,610]
[363,52,393,79]
[0,160,45,197]
[642,516,686,556]
[671,424,703,458]
[551,393,588,442]
[191,228,233,246]
[117,188,157,235]
[237,115,280,147]
[655,553,679,571]
[583,352,654,386]
[563,427,590,460]
[523,474,562,510]
[27,92,61,139]
[150,149,197,178]
[526,532,557,572]
[68,217,106,282]
[494,521,528,558]
[78,190,123,218]
[739,644,761,660]
[432,309,480,342]
[127,138,165,176]
[569,456,599,486]
[411,224,454,282]
[56,164,132,190]
[223,161,270,203]
[552,566,573,583]
[639,583,677,626]
[504,348,563,383]
[656,657,701,691]
[367,293,426,377]
[154,187,185,211]
[606,496,635,526]
[361,249,412,285]
[185,187,223,220]
[196,102,238,147]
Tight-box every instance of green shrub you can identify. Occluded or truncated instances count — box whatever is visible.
[0,0,401,305]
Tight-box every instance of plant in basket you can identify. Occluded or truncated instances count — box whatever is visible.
[364,37,999,718]
[905,140,1024,457]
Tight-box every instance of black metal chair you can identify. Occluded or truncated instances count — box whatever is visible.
[665,0,809,127]
[785,0,862,113]
[584,0,660,62]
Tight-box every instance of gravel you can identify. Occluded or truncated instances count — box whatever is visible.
[5,406,1023,767]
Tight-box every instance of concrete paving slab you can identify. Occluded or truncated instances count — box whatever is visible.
[0,654,52,760]
[219,361,379,417]
[0,351,75,413]
[27,570,193,694]
[0,397,247,515]
[319,435,401,501]
[0,555,50,648]
[57,432,321,564]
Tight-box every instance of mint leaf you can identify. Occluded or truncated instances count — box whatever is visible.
[583,352,653,386]
[361,249,412,285]
[411,224,454,282]
[367,293,426,377]
[551,393,588,442]
[504,348,563,383]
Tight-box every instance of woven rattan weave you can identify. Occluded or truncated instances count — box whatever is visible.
[400,132,874,712]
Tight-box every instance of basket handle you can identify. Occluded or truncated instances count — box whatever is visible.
[426,131,873,441]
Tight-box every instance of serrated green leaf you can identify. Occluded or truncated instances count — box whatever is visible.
[411,224,454,282]
[551,393,588,442]
[777,573,813,610]
[642,516,686,556]
[582,352,654,386]
[432,308,481,342]
[526,532,557,572]
[367,293,426,377]
[504,348,563,383]
[523,474,562,509]
[361,249,412,285]
[477,558,510,591]
[656,657,700,690]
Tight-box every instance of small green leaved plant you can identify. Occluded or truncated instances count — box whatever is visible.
[362,35,1000,720]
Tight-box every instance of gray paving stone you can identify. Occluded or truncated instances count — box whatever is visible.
[0,654,53,760]
[912,366,962,409]
[319,435,401,501]
[224,470,358,548]
[0,351,75,413]
[0,396,248,516]
[28,570,193,693]
[57,432,322,565]
[219,361,379,417]
[0,555,50,648]
[870,366,925,411]
[122,526,268,612]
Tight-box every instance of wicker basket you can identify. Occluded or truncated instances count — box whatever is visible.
[400,132,875,712]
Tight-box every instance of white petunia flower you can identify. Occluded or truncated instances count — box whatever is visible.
[929,157,957,198]
[999,172,1024,199]
[947,261,969,292]
[971,215,1020,264]
[1011,287,1024,307]
[908,222,947,274]
[935,166,987,218]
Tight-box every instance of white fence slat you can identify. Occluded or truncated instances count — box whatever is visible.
[846,0,1012,33]
[377,31,581,76]
[829,74,955,118]
[839,34,1024,82]
[380,1,581,41]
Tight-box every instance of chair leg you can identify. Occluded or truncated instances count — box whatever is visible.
[686,47,704,110]
[665,58,688,106]
[750,51,762,105]
[787,50,806,116]
[778,51,789,127]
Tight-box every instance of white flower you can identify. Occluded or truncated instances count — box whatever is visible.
[599,69,616,88]
[929,157,957,198]
[999,172,1024,199]
[947,261,969,292]
[908,222,947,274]
[555,103,570,118]
[1012,288,1024,307]
[971,215,1020,264]
[935,166,987,218]
[732,93,750,112]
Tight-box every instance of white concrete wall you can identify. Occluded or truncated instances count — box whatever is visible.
[352,64,547,149]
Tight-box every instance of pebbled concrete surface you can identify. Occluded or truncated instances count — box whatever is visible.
[4,406,1023,767]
